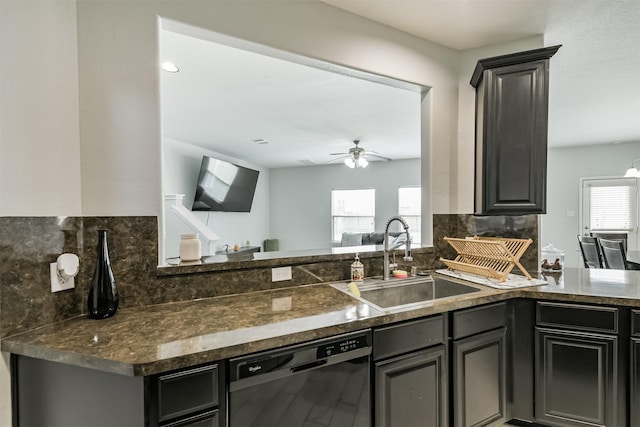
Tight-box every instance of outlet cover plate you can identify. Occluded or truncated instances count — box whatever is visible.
[272,266,292,282]
[50,263,74,292]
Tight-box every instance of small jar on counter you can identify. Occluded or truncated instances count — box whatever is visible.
[179,234,201,261]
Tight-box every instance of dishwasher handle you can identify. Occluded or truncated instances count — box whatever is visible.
[291,359,327,374]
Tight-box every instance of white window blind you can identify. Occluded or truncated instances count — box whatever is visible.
[331,189,375,241]
[587,179,636,231]
[398,186,421,244]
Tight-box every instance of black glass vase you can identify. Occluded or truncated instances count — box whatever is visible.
[87,229,119,319]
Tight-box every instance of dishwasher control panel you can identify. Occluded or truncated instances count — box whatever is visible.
[316,334,369,358]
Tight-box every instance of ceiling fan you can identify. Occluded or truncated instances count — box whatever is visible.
[328,140,391,168]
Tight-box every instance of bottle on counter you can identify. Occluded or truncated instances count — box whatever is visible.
[179,234,201,262]
[87,229,119,319]
[351,252,364,283]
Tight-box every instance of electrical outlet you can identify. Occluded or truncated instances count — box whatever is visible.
[272,266,292,282]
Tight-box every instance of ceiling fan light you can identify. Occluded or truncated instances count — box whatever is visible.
[624,159,640,177]
[344,157,356,168]
[357,157,368,168]
[161,62,180,73]
[625,167,640,177]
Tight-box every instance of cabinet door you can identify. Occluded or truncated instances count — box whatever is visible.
[631,338,640,426]
[375,345,447,427]
[453,328,506,427]
[476,60,549,215]
[535,328,617,427]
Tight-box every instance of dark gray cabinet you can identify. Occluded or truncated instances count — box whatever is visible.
[470,45,560,215]
[632,338,640,426]
[631,310,640,426]
[12,355,225,427]
[535,328,617,426]
[534,302,625,427]
[452,302,507,427]
[509,299,536,423]
[147,363,224,427]
[13,355,145,427]
[375,346,447,427]
[373,315,448,427]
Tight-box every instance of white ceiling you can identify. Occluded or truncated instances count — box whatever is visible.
[322,0,558,51]
[321,0,640,148]
[160,30,421,169]
[161,0,640,169]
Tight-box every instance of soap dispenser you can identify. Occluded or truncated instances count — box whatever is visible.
[351,252,364,283]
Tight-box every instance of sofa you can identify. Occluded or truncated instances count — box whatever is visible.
[340,231,405,247]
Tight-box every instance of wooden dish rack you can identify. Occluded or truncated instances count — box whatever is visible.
[439,236,533,282]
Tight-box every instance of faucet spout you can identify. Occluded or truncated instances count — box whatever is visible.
[383,216,413,280]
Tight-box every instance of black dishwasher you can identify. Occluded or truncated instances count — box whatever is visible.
[228,330,371,427]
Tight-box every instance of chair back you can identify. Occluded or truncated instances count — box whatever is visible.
[599,238,628,270]
[592,232,627,252]
[577,235,603,268]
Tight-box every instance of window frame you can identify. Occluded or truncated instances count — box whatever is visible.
[330,188,376,242]
[398,186,421,244]
[580,176,638,249]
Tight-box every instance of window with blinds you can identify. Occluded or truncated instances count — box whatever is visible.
[585,178,637,231]
[331,189,375,241]
[398,186,421,244]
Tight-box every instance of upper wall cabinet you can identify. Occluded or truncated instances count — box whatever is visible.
[471,45,561,215]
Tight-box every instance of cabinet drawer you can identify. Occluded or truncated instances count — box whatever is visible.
[373,315,445,361]
[536,302,618,333]
[157,365,219,423]
[452,302,506,340]
[632,310,640,337]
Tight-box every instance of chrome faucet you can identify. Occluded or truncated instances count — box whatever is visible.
[383,216,413,280]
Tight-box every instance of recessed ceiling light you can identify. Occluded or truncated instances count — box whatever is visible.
[161,62,179,73]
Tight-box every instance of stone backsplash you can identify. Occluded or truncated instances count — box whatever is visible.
[432,214,539,275]
[0,214,538,338]
[0,216,435,338]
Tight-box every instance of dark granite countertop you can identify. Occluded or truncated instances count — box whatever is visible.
[3,268,640,377]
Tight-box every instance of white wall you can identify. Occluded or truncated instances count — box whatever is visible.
[541,141,640,268]
[162,137,270,258]
[0,2,81,424]
[0,1,81,216]
[270,159,421,251]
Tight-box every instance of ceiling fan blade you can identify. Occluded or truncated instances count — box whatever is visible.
[364,152,392,161]
[329,152,348,156]
[327,155,349,164]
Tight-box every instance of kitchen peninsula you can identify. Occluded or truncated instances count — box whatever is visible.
[4,268,640,427]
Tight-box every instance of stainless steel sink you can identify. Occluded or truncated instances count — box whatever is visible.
[331,275,482,313]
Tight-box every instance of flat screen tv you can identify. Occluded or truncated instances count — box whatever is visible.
[192,156,260,212]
